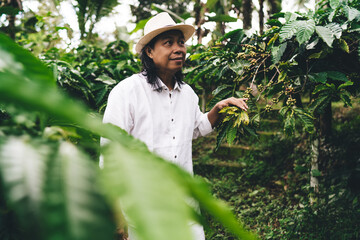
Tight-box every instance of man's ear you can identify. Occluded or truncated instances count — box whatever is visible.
[145,47,153,59]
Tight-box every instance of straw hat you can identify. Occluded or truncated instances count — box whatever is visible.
[135,12,195,54]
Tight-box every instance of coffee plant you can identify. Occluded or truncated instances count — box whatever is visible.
[186,0,360,148]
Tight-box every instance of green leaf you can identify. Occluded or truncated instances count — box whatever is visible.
[279,21,300,42]
[309,94,332,114]
[284,112,295,136]
[45,141,115,240]
[338,81,353,90]
[284,12,299,22]
[272,42,287,64]
[339,39,350,53]
[326,71,348,82]
[315,26,335,47]
[346,6,360,21]
[312,84,331,94]
[206,0,219,10]
[208,87,232,110]
[308,72,328,83]
[296,19,315,45]
[101,142,194,240]
[229,59,250,74]
[208,14,238,22]
[130,18,149,34]
[329,0,340,9]
[0,137,45,213]
[212,85,232,96]
[226,127,237,145]
[279,106,290,117]
[190,64,214,84]
[339,91,352,107]
[326,23,342,39]
[215,122,230,151]
[293,108,314,133]
[0,34,55,87]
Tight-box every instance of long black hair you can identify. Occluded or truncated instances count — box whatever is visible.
[139,31,184,91]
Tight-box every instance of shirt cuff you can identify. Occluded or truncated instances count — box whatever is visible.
[199,112,213,136]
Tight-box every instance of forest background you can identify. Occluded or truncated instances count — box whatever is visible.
[0,0,359,240]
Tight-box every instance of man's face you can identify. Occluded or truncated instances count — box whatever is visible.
[146,30,187,74]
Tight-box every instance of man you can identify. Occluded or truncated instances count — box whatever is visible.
[102,12,248,240]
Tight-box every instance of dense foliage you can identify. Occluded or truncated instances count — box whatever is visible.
[44,40,140,113]
[187,0,360,145]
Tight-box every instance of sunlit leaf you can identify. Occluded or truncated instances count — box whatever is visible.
[296,20,315,45]
[315,26,335,47]
[326,23,342,39]
[279,21,300,42]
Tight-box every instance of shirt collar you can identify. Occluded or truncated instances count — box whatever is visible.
[151,76,181,92]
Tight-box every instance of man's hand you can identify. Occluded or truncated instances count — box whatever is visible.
[208,97,248,128]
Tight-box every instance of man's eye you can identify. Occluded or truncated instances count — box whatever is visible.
[179,40,185,45]
[164,41,172,45]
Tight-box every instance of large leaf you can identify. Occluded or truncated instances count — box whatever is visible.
[346,6,360,21]
[326,23,342,39]
[101,142,194,240]
[279,21,300,42]
[296,19,315,45]
[0,138,45,214]
[315,26,335,47]
[0,34,54,87]
[44,141,115,240]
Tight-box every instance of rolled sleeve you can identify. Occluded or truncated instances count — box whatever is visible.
[193,112,213,139]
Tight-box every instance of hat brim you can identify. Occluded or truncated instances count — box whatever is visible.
[135,24,195,54]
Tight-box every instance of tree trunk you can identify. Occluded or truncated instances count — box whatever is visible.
[259,0,264,35]
[267,0,282,14]
[201,88,206,112]
[310,136,319,204]
[5,0,23,40]
[310,102,332,204]
[242,0,252,30]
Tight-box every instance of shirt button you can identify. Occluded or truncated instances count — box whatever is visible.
[171,119,174,122]
[174,155,177,158]
[173,136,175,139]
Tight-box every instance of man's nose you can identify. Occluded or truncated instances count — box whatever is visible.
[173,43,186,54]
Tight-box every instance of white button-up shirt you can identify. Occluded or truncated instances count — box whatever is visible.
[101,73,213,173]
